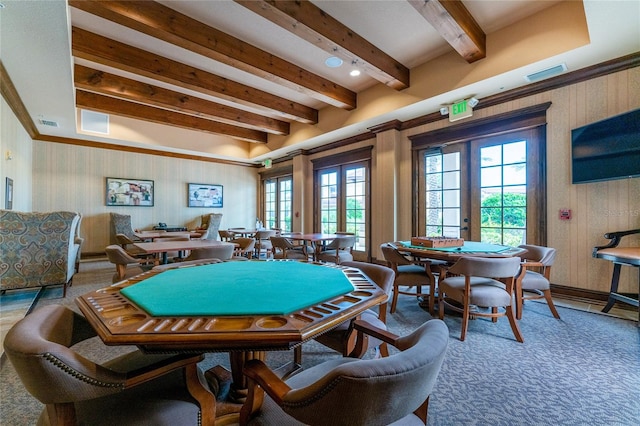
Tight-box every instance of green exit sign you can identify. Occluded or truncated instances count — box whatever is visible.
[449,99,473,122]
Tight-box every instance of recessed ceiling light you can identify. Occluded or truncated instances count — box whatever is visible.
[350,69,361,77]
[325,56,343,68]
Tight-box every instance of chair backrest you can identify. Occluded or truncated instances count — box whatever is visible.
[219,230,235,241]
[341,261,395,297]
[3,305,127,405]
[110,212,136,241]
[105,244,139,265]
[270,236,296,250]
[200,213,223,236]
[380,243,412,267]
[186,244,235,260]
[448,256,521,279]
[255,230,277,240]
[279,319,449,426]
[233,237,256,256]
[518,244,557,266]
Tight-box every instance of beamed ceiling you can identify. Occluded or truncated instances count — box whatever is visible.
[2,0,639,164]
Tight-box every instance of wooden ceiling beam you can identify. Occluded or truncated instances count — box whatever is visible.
[72,27,318,125]
[74,65,289,135]
[235,0,410,90]
[75,90,268,143]
[69,0,356,110]
[407,0,486,63]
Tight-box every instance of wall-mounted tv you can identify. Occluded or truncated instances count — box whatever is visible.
[571,108,640,184]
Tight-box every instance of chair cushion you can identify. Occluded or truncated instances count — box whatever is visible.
[521,270,550,290]
[440,276,512,307]
[395,264,430,286]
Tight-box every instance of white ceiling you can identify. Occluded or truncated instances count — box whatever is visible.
[1,1,639,164]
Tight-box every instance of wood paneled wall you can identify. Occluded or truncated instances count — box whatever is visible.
[32,143,258,254]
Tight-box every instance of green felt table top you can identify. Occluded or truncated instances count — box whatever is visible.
[120,261,355,317]
[398,241,511,253]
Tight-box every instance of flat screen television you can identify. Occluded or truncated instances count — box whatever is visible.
[571,108,640,184]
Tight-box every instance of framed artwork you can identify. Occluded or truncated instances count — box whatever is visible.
[188,183,223,208]
[5,177,13,210]
[106,177,154,206]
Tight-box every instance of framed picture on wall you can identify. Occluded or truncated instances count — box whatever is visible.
[188,183,223,208]
[106,177,154,207]
[5,177,13,210]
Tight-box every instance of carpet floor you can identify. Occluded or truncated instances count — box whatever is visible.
[1,261,638,425]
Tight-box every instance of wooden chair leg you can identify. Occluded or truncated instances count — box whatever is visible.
[506,305,524,343]
[390,283,400,313]
[543,289,561,319]
[460,299,470,342]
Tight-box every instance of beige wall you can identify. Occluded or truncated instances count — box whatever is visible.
[31,143,258,253]
[0,97,33,212]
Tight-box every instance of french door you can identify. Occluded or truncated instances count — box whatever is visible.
[264,176,293,232]
[417,128,544,246]
[316,161,369,253]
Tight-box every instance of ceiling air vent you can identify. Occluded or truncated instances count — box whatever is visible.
[81,110,109,134]
[39,118,59,127]
[524,63,567,83]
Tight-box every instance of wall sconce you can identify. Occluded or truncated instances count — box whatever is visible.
[5,150,12,160]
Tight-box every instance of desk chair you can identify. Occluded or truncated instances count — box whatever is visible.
[240,319,449,426]
[3,305,214,426]
[438,256,523,342]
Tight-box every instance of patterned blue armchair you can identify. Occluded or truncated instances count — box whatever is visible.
[0,210,81,296]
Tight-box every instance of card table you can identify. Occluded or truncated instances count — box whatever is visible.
[394,240,527,262]
[76,260,387,424]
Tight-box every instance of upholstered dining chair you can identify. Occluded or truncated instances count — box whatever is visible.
[380,243,441,315]
[254,230,277,259]
[184,243,235,261]
[240,319,449,426]
[270,236,308,260]
[105,244,155,282]
[298,261,395,363]
[233,237,256,259]
[316,235,355,264]
[218,229,236,241]
[515,244,560,319]
[438,256,524,342]
[3,304,214,426]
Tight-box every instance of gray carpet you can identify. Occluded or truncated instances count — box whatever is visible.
[1,261,639,425]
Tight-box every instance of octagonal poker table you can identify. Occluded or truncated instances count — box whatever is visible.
[76,260,386,424]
